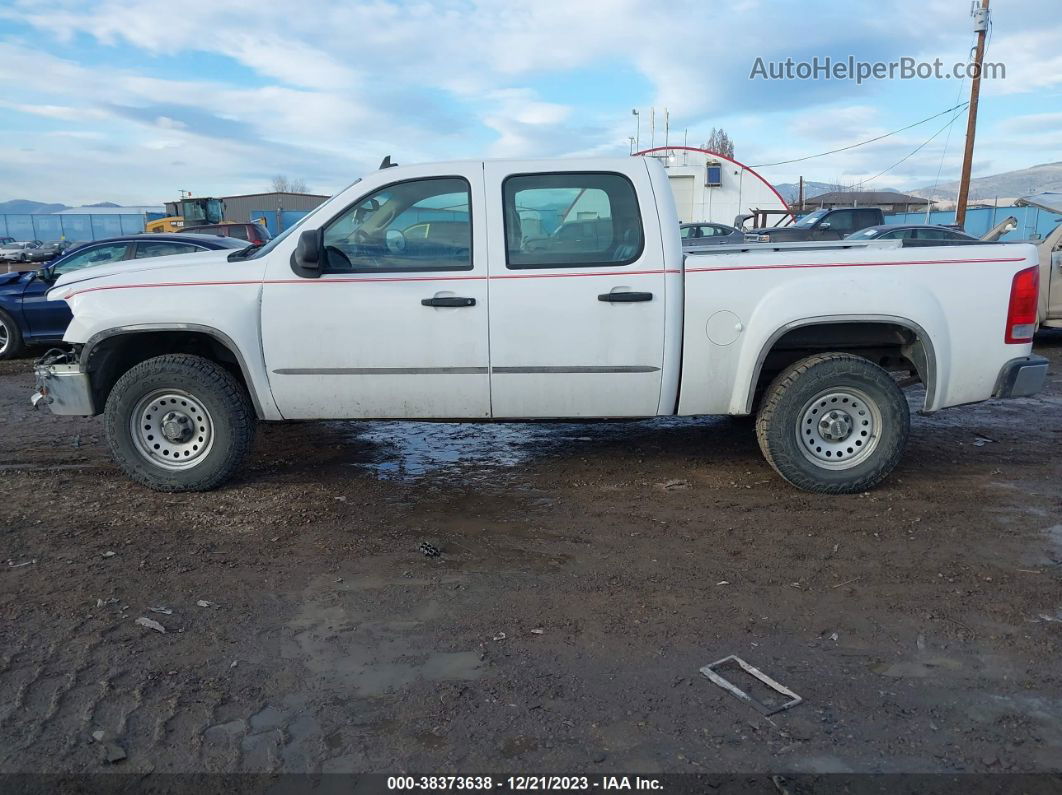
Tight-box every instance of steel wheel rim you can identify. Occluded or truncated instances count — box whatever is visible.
[0,321,8,355]
[129,389,214,470]
[796,387,882,471]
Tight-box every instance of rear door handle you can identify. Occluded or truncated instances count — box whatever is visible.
[421,296,476,307]
[598,291,653,303]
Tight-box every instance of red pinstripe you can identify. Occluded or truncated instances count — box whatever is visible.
[60,257,1026,299]
[684,256,1027,274]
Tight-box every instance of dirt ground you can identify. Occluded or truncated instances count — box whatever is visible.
[1,338,1060,777]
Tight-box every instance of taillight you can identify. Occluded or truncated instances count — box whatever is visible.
[1005,265,1039,344]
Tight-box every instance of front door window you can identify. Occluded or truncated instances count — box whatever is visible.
[322,178,472,273]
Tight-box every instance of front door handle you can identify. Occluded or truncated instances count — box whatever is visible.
[598,291,653,303]
[421,296,476,307]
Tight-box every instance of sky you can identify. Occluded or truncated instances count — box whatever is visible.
[0,0,1059,206]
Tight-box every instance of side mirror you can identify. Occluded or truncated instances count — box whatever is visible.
[818,221,831,230]
[37,265,56,282]
[294,229,322,273]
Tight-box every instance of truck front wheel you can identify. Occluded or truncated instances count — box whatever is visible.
[0,309,24,360]
[104,354,256,491]
[755,353,909,494]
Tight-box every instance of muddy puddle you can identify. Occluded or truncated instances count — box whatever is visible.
[339,416,727,482]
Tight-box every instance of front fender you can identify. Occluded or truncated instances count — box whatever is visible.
[59,260,280,420]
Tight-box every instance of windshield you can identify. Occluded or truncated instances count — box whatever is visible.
[794,209,828,228]
[239,178,361,261]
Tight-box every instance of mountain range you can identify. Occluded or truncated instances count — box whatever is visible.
[0,200,122,214]
[773,162,1062,205]
[907,161,1062,202]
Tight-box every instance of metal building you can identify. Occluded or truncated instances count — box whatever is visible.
[634,146,793,226]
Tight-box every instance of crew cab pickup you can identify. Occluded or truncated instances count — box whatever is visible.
[746,207,885,242]
[33,157,1047,494]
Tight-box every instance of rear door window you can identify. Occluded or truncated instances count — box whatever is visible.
[825,211,859,235]
[855,210,881,230]
[502,172,644,269]
[134,241,202,258]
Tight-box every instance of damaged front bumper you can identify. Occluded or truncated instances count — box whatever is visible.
[32,349,96,416]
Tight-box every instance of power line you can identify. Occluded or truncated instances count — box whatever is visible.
[751,102,970,168]
[854,104,969,188]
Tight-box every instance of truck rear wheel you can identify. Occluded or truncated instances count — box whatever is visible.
[104,354,256,491]
[755,353,909,494]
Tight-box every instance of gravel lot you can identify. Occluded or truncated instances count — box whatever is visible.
[1,338,1060,776]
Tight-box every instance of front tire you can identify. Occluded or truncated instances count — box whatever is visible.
[104,354,256,491]
[0,309,24,360]
[755,353,909,494]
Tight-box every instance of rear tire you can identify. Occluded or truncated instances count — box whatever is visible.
[104,354,256,491]
[0,309,24,360]
[755,353,909,494]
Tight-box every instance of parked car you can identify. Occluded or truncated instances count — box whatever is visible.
[746,207,885,242]
[21,240,75,264]
[846,224,978,243]
[34,156,1046,495]
[180,222,272,246]
[680,222,745,248]
[0,241,43,263]
[0,233,247,360]
[0,237,14,246]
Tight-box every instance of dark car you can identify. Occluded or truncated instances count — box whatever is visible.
[22,240,74,264]
[680,222,745,248]
[0,233,247,359]
[181,222,272,246]
[845,224,978,243]
[745,207,886,243]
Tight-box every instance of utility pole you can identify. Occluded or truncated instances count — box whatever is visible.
[955,0,990,228]
[798,176,805,211]
[631,109,640,152]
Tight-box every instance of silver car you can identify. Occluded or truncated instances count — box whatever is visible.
[0,241,43,263]
[680,222,745,248]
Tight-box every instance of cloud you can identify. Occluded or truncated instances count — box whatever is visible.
[0,0,1058,203]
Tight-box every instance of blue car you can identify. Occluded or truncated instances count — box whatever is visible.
[0,233,248,359]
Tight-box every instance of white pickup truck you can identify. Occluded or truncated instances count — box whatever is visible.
[33,156,1047,494]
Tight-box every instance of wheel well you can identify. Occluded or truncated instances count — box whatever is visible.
[748,321,934,412]
[83,331,251,412]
